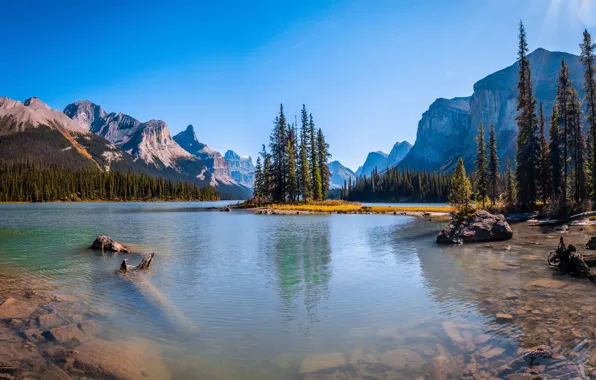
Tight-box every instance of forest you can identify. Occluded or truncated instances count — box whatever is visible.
[0,162,218,202]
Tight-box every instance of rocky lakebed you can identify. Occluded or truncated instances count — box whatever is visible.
[2,220,596,379]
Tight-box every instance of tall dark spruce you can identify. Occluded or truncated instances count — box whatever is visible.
[309,114,323,200]
[549,105,562,200]
[317,128,331,199]
[475,121,488,207]
[515,21,539,208]
[556,60,572,205]
[580,29,596,201]
[537,103,551,205]
[488,123,499,206]
[298,105,312,200]
[569,87,588,203]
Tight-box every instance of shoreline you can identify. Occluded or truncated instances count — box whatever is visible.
[247,207,452,218]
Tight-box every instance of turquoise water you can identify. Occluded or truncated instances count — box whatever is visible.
[0,203,592,379]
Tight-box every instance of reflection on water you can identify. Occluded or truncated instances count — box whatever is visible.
[0,203,594,378]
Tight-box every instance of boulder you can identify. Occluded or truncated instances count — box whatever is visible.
[39,313,64,330]
[90,235,129,253]
[437,210,513,244]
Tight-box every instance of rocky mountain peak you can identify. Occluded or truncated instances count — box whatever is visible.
[224,150,240,160]
[23,97,50,110]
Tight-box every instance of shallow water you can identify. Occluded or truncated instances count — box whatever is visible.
[0,203,595,379]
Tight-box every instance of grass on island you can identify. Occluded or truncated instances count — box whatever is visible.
[263,200,455,214]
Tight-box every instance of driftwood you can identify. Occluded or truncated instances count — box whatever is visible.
[548,237,596,281]
[529,211,596,227]
[119,253,155,274]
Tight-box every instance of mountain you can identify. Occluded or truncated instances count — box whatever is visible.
[224,150,255,188]
[173,125,237,186]
[63,100,251,198]
[0,97,163,174]
[400,48,584,171]
[356,151,389,177]
[386,141,412,167]
[328,161,356,189]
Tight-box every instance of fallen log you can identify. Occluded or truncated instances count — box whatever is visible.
[529,211,596,227]
[119,253,155,274]
[548,237,596,281]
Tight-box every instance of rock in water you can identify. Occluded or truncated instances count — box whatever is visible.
[436,210,513,244]
[90,235,129,253]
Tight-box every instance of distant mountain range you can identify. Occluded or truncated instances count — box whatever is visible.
[354,141,412,177]
[0,96,253,199]
[328,161,356,188]
[399,48,584,171]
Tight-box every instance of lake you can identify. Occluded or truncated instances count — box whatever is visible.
[0,202,594,379]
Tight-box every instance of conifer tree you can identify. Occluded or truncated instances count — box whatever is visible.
[317,128,331,199]
[515,20,539,208]
[537,102,551,205]
[298,105,312,200]
[260,144,273,200]
[310,114,322,200]
[254,156,263,201]
[488,123,499,206]
[549,105,562,199]
[449,157,472,214]
[475,122,488,208]
[556,59,572,204]
[269,104,288,202]
[505,159,516,208]
[569,87,588,203]
[287,127,298,202]
[580,29,596,200]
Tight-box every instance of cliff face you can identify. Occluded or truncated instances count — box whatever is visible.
[386,141,412,167]
[224,150,255,188]
[400,48,585,171]
[64,100,192,169]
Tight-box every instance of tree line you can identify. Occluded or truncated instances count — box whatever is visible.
[253,104,331,202]
[0,162,218,202]
[340,167,452,203]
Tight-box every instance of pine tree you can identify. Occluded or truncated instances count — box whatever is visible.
[549,105,562,199]
[298,105,312,200]
[254,156,263,201]
[556,59,572,205]
[449,157,472,214]
[580,29,596,201]
[269,104,288,202]
[310,114,322,200]
[317,128,331,199]
[488,123,499,206]
[475,122,488,208]
[515,20,539,208]
[505,159,516,208]
[569,87,588,203]
[286,127,298,202]
[537,102,551,205]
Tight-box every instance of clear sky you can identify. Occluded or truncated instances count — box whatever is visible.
[1,0,595,170]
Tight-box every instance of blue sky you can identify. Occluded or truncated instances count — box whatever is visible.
[1,0,596,170]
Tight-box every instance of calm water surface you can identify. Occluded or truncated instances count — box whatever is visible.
[0,202,594,379]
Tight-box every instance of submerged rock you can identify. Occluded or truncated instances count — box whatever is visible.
[300,353,347,373]
[437,210,513,244]
[0,297,37,320]
[90,235,129,253]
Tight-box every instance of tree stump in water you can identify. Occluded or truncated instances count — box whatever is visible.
[548,238,596,281]
[120,253,155,274]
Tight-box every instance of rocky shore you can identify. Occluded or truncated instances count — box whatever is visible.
[0,277,169,379]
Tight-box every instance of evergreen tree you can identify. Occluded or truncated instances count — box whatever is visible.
[269,104,288,202]
[260,144,273,200]
[549,105,562,199]
[580,29,596,201]
[569,87,588,203]
[286,127,298,202]
[537,102,551,205]
[449,157,472,214]
[515,20,539,208]
[505,159,516,208]
[254,156,263,201]
[475,121,488,208]
[298,105,312,200]
[317,128,331,199]
[310,114,323,200]
[488,123,499,206]
[556,59,572,205]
